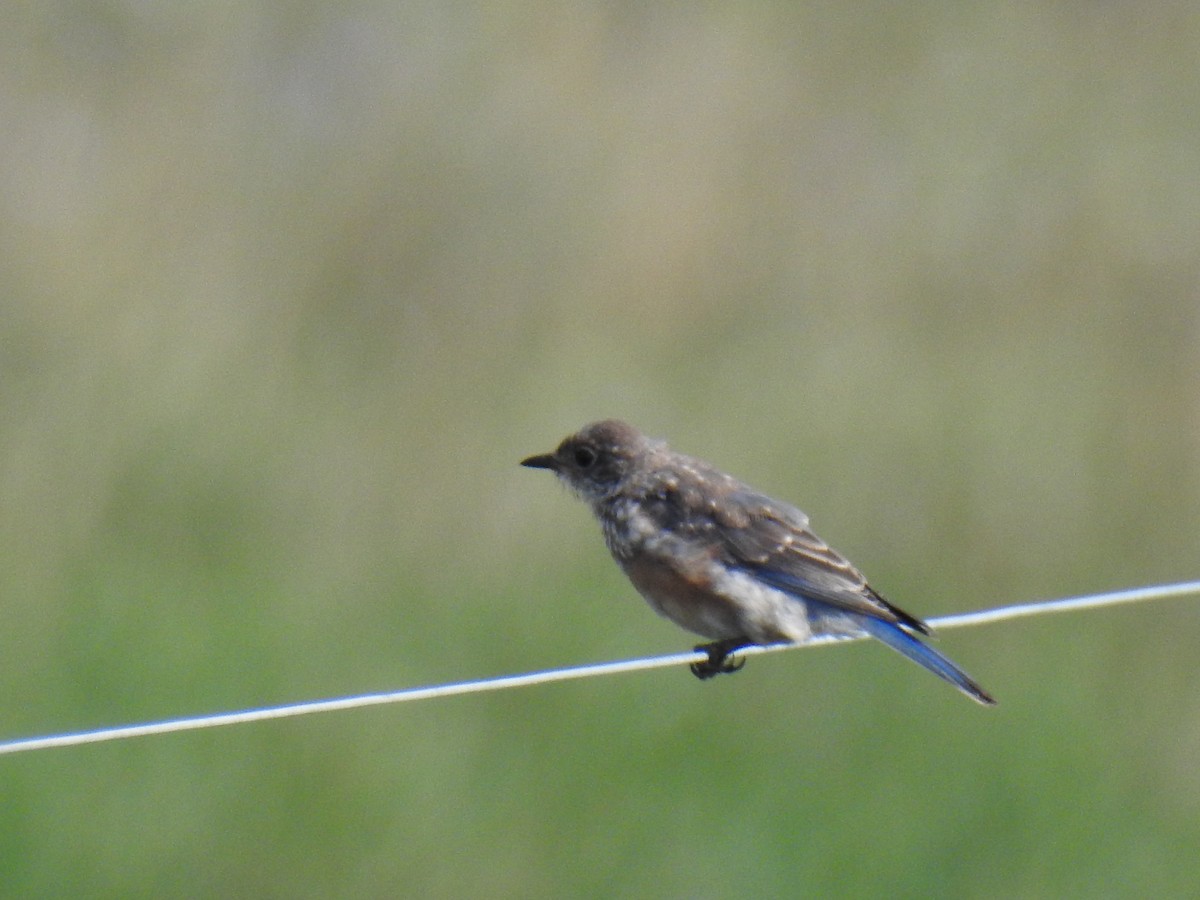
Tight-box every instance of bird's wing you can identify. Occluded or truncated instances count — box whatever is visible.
[710,489,929,634]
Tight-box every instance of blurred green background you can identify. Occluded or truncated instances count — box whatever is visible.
[2,3,1198,897]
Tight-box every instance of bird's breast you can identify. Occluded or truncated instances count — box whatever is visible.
[620,544,811,644]
[621,553,747,640]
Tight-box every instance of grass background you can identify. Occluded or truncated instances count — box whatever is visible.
[2,4,1198,896]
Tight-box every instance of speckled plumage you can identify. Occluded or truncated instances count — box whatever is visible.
[522,419,995,705]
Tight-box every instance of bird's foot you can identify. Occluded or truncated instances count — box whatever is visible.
[690,639,751,680]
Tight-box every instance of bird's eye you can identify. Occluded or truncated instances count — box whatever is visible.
[573,446,597,468]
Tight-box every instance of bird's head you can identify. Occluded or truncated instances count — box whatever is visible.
[521,419,655,504]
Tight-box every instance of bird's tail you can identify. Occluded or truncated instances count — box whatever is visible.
[856,616,997,706]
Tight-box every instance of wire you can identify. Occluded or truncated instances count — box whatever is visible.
[1,579,1196,757]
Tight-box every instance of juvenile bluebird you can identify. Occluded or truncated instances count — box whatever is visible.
[521,419,996,705]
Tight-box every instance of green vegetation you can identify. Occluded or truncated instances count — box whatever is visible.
[1,4,1197,896]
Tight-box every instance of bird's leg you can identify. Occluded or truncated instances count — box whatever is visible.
[690,637,753,680]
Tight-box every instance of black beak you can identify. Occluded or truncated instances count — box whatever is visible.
[520,451,556,472]
[520,453,557,470]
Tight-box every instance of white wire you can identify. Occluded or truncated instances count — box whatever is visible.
[1,579,1196,757]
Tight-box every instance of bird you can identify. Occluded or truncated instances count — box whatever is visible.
[521,419,996,705]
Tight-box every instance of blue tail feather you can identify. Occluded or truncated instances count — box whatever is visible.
[856,616,996,706]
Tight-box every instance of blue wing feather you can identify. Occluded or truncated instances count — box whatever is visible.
[747,565,930,634]
[745,564,996,705]
[855,615,996,706]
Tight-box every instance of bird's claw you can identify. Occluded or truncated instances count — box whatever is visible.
[690,641,748,680]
